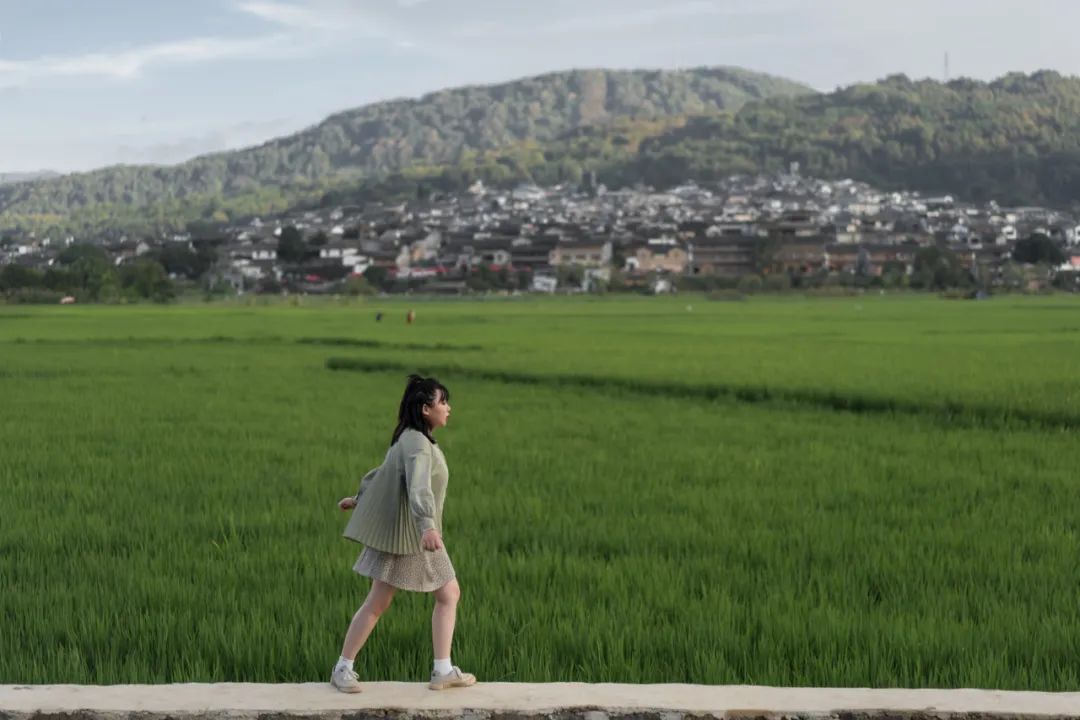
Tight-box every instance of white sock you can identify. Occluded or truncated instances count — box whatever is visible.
[335,656,354,672]
[433,657,452,675]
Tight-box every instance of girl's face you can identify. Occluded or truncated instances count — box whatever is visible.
[423,389,451,430]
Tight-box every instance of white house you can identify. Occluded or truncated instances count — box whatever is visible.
[512,184,546,202]
[320,242,361,261]
[343,254,371,274]
[652,277,674,294]
[582,266,611,291]
[1064,225,1080,246]
[320,245,346,260]
[319,243,370,274]
[531,274,558,293]
[252,245,277,261]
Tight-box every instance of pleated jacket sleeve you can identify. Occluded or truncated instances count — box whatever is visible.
[354,466,378,501]
[342,429,442,554]
[401,431,437,534]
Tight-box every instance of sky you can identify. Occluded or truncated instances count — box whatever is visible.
[2,0,1080,174]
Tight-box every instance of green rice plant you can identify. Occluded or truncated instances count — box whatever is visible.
[1,295,1078,689]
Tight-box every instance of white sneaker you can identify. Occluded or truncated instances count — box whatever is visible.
[429,665,477,690]
[330,664,362,693]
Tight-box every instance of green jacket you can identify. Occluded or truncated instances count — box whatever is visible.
[342,428,448,555]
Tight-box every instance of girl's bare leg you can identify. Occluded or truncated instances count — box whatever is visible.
[431,578,460,660]
[340,580,397,659]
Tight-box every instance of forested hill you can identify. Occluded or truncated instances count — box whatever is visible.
[330,70,1080,212]
[604,70,1080,207]
[0,66,813,230]
[8,69,1080,238]
[0,171,58,186]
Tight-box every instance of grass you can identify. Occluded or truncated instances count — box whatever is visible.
[1,293,1078,689]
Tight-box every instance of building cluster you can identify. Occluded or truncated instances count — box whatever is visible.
[6,170,1080,293]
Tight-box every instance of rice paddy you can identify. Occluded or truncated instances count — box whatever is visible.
[1,294,1078,689]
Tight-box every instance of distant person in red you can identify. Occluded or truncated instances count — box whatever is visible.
[406,309,415,324]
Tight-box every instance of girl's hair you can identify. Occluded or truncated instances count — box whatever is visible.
[390,374,450,447]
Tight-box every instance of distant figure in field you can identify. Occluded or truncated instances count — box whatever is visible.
[332,374,474,693]
[406,309,415,324]
[375,312,383,322]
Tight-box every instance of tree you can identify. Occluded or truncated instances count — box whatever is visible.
[186,219,222,236]
[191,239,223,277]
[308,262,350,281]
[310,231,329,247]
[995,261,1021,290]
[1012,233,1065,265]
[42,267,76,292]
[466,265,496,292]
[119,259,175,302]
[855,246,874,277]
[54,244,115,300]
[555,264,585,289]
[277,225,306,264]
[363,265,390,289]
[344,274,375,296]
[56,243,109,267]
[737,274,764,293]
[911,245,968,290]
[611,246,627,271]
[0,264,43,290]
[151,243,209,279]
[880,260,908,288]
[256,277,283,295]
[763,272,791,292]
[752,236,782,274]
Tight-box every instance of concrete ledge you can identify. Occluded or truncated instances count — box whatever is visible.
[2,684,1079,720]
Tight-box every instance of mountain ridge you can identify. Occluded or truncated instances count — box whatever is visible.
[8,68,1080,237]
[0,171,59,186]
[0,66,812,214]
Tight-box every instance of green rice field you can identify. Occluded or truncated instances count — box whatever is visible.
[1,294,1079,689]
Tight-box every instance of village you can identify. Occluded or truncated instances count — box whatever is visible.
[5,166,1080,296]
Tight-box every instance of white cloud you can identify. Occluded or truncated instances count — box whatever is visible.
[0,34,288,88]
[109,117,312,166]
[0,0,417,90]
[235,0,410,43]
[448,1,798,40]
[237,0,346,31]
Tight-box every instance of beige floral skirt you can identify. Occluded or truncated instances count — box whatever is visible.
[353,544,456,592]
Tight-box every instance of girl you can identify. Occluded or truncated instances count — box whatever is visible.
[331,374,476,693]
